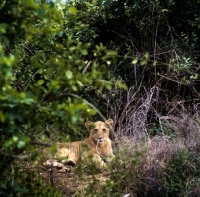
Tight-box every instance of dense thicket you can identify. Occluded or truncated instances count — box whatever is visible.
[74,0,200,115]
[0,0,200,196]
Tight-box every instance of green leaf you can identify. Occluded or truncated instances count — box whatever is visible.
[107,51,117,56]
[0,23,8,33]
[58,31,63,37]
[145,52,149,60]
[77,81,83,87]
[65,70,73,79]
[106,60,111,65]
[72,86,78,91]
[51,80,60,89]
[69,7,77,14]
[0,110,5,122]
[37,79,44,85]
[17,141,25,149]
[132,58,138,64]
[116,80,127,89]
[140,60,147,66]
[13,136,19,142]
[81,49,88,55]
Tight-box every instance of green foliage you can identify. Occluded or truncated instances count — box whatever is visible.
[0,167,62,197]
[76,146,145,197]
[0,0,121,195]
[63,0,200,118]
[149,121,176,136]
[1,0,200,196]
[161,150,200,197]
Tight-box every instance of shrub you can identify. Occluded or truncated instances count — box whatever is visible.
[161,150,200,197]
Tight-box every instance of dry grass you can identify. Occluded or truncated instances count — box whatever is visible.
[109,85,157,139]
[24,86,200,196]
[106,85,200,196]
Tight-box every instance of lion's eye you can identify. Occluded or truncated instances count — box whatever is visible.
[94,129,98,132]
[103,129,106,132]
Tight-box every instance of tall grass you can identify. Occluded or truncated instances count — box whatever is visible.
[101,85,200,197]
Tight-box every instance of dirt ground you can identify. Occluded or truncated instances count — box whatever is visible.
[39,166,111,196]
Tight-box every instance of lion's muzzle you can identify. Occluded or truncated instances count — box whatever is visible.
[97,137,104,144]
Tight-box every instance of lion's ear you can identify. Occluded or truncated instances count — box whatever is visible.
[85,121,95,131]
[105,119,114,128]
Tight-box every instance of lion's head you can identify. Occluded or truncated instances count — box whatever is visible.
[85,119,114,145]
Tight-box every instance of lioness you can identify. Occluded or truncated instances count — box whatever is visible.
[43,119,115,170]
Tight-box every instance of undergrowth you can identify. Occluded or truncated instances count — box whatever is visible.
[0,166,62,197]
[12,86,199,197]
[1,0,200,196]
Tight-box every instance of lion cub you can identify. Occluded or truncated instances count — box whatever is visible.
[43,119,115,170]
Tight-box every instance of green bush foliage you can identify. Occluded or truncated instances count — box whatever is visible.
[1,0,200,196]
[161,150,200,197]
[64,0,200,117]
[0,0,118,195]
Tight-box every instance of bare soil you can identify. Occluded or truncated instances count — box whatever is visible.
[40,166,111,196]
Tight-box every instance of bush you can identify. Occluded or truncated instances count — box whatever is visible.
[1,0,200,196]
[161,150,200,197]
[0,166,62,197]
[0,0,120,195]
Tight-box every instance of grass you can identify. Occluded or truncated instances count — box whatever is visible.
[15,86,200,196]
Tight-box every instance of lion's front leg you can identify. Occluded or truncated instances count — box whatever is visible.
[92,154,104,168]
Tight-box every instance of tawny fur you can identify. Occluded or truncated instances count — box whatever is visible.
[42,119,115,170]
